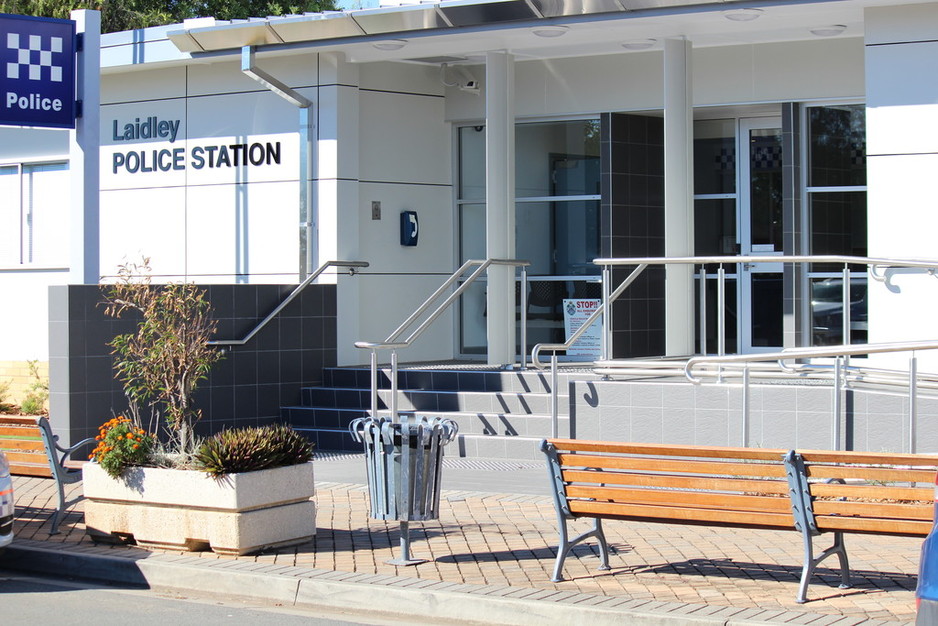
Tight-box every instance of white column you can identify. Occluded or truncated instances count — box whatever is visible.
[318,53,362,365]
[69,10,100,285]
[663,37,694,356]
[485,51,516,366]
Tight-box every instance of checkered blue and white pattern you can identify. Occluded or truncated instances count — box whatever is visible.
[6,32,64,82]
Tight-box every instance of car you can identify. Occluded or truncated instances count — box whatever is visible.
[916,476,938,624]
[811,278,868,345]
[0,451,13,552]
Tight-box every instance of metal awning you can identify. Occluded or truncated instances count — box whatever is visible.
[167,0,762,53]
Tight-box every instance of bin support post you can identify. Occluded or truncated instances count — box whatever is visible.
[387,520,427,566]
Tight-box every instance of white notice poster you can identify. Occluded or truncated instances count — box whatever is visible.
[562,299,602,360]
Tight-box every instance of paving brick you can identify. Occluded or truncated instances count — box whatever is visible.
[7,475,921,624]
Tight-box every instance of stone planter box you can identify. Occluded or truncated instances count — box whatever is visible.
[82,462,316,555]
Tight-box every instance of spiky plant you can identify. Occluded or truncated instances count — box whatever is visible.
[194,424,313,477]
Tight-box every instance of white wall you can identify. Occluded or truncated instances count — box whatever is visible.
[0,269,68,360]
[99,58,313,282]
[865,3,938,372]
[348,62,454,365]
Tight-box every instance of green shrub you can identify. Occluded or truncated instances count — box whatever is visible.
[91,416,156,479]
[194,424,313,477]
[19,360,49,415]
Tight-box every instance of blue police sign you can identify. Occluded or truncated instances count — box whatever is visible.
[0,13,76,129]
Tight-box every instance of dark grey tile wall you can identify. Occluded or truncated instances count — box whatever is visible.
[601,112,666,358]
[48,283,337,447]
[781,102,807,348]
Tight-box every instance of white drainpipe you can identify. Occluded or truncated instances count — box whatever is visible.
[241,46,315,279]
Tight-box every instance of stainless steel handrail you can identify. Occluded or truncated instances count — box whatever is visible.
[355,258,530,425]
[531,254,938,443]
[684,340,938,383]
[208,260,369,347]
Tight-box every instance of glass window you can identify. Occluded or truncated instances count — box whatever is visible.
[808,105,866,188]
[693,119,736,195]
[516,120,600,198]
[809,191,867,271]
[0,166,19,265]
[458,126,486,201]
[0,161,68,267]
[456,118,601,357]
[805,104,867,345]
[694,198,736,257]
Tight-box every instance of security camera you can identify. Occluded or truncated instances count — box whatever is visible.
[441,64,480,95]
[459,77,480,94]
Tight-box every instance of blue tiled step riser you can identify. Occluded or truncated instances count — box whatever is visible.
[321,366,584,395]
[301,387,562,415]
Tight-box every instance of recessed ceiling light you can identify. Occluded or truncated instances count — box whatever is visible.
[373,39,407,51]
[621,39,657,51]
[809,24,847,37]
[722,8,763,22]
[532,25,569,38]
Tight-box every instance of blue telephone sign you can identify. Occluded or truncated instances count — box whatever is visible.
[0,13,76,129]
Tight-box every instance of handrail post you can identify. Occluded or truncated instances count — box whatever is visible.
[551,351,559,438]
[370,349,378,419]
[391,350,399,423]
[842,264,851,367]
[717,265,726,383]
[520,266,528,370]
[742,365,750,447]
[699,266,707,356]
[601,264,611,361]
[833,356,842,450]
[910,354,918,454]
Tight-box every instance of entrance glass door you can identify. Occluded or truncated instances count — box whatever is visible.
[739,118,784,351]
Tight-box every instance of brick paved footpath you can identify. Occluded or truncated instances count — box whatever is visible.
[4,474,922,624]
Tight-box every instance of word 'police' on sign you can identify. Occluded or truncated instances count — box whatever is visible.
[0,13,75,129]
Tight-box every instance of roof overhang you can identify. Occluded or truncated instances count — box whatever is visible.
[164,0,879,64]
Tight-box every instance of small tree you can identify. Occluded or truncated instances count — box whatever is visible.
[103,258,222,455]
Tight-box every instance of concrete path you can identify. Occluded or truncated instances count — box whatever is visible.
[0,455,922,625]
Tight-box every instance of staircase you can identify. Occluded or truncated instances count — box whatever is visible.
[283,365,596,460]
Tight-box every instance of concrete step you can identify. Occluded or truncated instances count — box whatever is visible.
[295,427,546,462]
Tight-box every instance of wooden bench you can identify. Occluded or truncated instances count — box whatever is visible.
[541,438,938,603]
[0,416,94,534]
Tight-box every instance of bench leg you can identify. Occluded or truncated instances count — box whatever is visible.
[48,480,66,535]
[796,530,851,604]
[551,517,611,583]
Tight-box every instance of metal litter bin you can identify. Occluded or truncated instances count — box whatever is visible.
[350,415,458,564]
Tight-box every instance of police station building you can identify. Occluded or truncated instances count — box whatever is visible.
[3,0,938,455]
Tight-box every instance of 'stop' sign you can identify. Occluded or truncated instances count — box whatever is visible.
[0,13,75,129]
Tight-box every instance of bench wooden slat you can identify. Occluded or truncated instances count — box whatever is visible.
[806,465,935,483]
[566,484,792,513]
[557,453,789,478]
[798,449,938,466]
[550,438,787,461]
[5,449,50,464]
[810,482,932,501]
[813,499,933,520]
[0,425,42,437]
[7,463,53,478]
[815,514,932,536]
[561,469,792,495]
[0,439,46,452]
[0,416,42,427]
[568,499,795,529]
